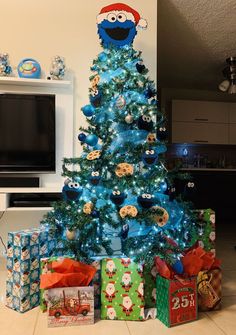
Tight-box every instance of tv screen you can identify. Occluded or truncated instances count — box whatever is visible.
[0,93,55,173]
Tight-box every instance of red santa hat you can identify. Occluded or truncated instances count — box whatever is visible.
[122,294,129,297]
[107,305,114,309]
[124,271,131,274]
[108,281,116,284]
[97,3,147,29]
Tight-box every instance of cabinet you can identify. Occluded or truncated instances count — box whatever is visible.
[172,100,236,145]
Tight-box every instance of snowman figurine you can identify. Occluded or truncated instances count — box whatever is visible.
[49,55,66,80]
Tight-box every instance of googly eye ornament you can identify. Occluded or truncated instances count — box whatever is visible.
[89,171,101,186]
[89,88,102,107]
[142,149,158,166]
[137,193,155,209]
[137,115,153,131]
[62,180,83,201]
[110,190,126,205]
[156,126,168,141]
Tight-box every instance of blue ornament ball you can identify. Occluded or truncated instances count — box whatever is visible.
[85,134,98,147]
[98,52,107,62]
[91,210,99,218]
[159,181,168,192]
[78,133,86,142]
[172,259,184,274]
[81,104,95,117]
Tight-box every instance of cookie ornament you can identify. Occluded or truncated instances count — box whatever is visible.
[86,150,101,161]
[119,205,138,218]
[151,206,169,227]
[146,133,156,143]
[83,202,94,215]
[115,163,134,177]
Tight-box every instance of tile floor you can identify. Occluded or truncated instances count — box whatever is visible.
[0,222,235,335]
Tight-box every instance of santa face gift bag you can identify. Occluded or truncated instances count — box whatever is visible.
[100,258,145,321]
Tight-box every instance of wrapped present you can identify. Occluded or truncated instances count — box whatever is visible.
[101,258,145,321]
[6,227,54,313]
[156,275,198,327]
[197,268,221,311]
[40,257,96,312]
[191,209,216,254]
[47,286,94,327]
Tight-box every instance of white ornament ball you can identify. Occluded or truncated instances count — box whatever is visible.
[116,95,126,109]
[125,114,134,124]
[66,229,76,240]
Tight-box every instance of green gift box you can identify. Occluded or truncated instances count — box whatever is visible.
[191,209,216,254]
[101,258,145,321]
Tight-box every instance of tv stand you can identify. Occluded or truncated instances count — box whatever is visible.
[0,187,61,211]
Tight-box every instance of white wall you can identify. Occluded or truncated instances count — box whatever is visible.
[0,0,157,156]
[0,1,157,255]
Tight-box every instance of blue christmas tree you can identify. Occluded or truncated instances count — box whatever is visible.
[42,3,196,267]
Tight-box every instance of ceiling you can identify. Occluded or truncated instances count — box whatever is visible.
[157,0,236,92]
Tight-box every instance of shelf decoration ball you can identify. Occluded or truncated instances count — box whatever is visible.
[49,55,66,80]
[96,3,147,48]
[0,53,12,77]
[85,134,98,147]
[18,58,41,79]
[81,104,95,117]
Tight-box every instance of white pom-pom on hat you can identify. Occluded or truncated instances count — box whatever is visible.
[137,18,148,30]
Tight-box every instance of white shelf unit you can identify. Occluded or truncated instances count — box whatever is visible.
[0,187,61,212]
[0,76,71,88]
[0,77,73,211]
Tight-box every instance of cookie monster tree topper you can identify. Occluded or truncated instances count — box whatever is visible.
[97,3,147,47]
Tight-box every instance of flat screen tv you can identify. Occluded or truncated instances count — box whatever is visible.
[0,93,55,173]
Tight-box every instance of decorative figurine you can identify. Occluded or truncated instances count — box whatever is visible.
[49,55,66,80]
[18,58,41,78]
[0,53,12,76]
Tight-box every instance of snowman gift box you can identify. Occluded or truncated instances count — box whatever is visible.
[101,258,145,321]
[6,227,55,313]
